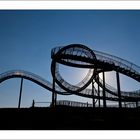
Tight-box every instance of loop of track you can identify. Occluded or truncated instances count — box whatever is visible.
[51,44,96,92]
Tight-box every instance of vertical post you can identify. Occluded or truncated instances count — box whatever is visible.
[18,78,23,108]
[97,76,100,107]
[102,71,106,108]
[92,81,95,108]
[54,86,57,106]
[52,76,55,107]
[52,62,57,107]
[116,71,122,108]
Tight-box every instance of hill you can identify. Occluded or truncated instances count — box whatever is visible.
[0,106,140,130]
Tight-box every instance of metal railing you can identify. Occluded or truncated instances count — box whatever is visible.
[0,45,140,101]
[51,46,95,60]
[52,45,140,98]
[94,49,140,75]
[56,100,138,108]
[55,63,94,91]
[56,100,93,107]
[33,101,51,107]
[0,70,68,95]
[52,46,140,75]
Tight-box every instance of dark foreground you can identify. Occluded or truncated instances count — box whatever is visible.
[0,106,140,130]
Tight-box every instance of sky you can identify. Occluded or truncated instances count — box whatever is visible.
[0,10,140,108]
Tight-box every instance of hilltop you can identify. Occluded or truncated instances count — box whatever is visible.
[0,106,140,130]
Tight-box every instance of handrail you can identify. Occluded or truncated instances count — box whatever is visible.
[56,100,93,107]
[94,49,140,75]
[54,62,94,92]
[0,69,139,101]
[0,45,140,102]
[56,100,138,108]
[52,46,140,75]
[0,70,70,95]
[53,46,140,98]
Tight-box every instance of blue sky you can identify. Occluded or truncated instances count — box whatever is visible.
[0,10,140,108]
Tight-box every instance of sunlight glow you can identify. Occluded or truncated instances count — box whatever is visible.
[99,72,116,86]
[59,64,89,85]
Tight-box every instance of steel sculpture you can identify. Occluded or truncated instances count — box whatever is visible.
[0,44,140,108]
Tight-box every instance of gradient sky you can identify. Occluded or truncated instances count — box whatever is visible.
[0,10,140,108]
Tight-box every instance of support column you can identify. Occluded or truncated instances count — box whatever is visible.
[92,81,95,108]
[52,62,57,107]
[52,76,57,107]
[102,71,106,108]
[52,78,55,107]
[97,76,100,107]
[18,78,23,108]
[54,86,57,106]
[116,71,122,108]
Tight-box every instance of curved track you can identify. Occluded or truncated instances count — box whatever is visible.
[0,70,70,95]
[0,69,130,101]
[51,44,140,100]
[0,44,140,103]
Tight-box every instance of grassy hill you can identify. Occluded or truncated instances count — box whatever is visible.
[0,106,140,130]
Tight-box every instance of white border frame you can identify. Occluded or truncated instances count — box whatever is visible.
[0,131,140,139]
[0,1,140,139]
[0,1,140,9]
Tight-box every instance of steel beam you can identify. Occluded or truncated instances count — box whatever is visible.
[92,81,95,108]
[116,71,122,108]
[97,76,100,107]
[102,71,106,108]
[18,78,23,108]
[52,76,56,107]
[52,62,57,107]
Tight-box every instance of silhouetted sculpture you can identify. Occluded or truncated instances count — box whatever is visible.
[0,44,140,108]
